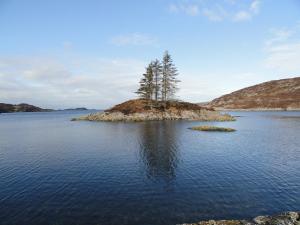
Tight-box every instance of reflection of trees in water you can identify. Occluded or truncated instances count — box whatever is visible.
[138,121,179,181]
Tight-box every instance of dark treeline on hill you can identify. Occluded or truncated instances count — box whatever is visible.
[0,103,52,113]
[0,103,91,113]
[135,51,180,107]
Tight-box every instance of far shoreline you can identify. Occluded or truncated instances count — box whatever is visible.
[218,108,300,112]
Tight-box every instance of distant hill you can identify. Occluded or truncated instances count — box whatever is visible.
[63,107,88,111]
[0,103,52,113]
[204,77,300,110]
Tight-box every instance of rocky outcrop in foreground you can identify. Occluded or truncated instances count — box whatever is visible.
[204,77,300,111]
[73,99,234,122]
[182,211,300,225]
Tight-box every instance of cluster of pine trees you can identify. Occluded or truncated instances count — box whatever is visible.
[136,51,180,103]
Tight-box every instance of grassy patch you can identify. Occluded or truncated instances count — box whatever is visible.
[189,125,236,132]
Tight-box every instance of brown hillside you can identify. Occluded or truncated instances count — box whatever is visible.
[206,77,300,110]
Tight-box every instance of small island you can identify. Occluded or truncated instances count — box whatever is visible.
[189,126,236,132]
[73,51,235,122]
[73,99,234,122]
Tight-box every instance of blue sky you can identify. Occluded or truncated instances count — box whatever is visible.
[0,0,300,108]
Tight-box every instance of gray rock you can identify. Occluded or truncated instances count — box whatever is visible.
[182,212,300,225]
[72,109,235,122]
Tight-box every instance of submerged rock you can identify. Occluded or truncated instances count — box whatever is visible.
[189,126,236,132]
[181,211,300,225]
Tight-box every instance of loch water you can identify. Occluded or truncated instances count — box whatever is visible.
[0,111,299,225]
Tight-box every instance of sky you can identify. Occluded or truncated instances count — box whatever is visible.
[0,0,300,109]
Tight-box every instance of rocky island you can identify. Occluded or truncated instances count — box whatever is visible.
[72,99,234,122]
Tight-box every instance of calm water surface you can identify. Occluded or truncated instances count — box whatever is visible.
[0,110,299,225]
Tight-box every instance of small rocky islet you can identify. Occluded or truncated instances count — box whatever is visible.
[189,125,236,132]
[72,99,235,122]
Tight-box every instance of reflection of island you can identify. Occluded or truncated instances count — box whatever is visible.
[137,121,180,181]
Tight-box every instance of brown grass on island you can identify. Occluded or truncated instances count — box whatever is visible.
[106,99,214,114]
[189,125,236,132]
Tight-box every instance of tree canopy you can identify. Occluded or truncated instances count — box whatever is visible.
[136,51,180,103]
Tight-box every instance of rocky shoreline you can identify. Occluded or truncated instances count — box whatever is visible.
[181,211,300,225]
[72,109,234,122]
[72,99,235,122]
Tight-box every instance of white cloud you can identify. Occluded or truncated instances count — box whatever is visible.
[169,0,262,22]
[250,0,261,14]
[264,25,300,73]
[265,28,293,46]
[111,33,157,46]
[0,54,265,108]
[168,3,199,16]
[0,56,146,109]
[233,11,252,21]
[177,71,269,103]
[233,0,261,22]
[202,7,226,22]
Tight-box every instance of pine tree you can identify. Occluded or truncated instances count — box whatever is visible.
[161,51,180,102]
[136,64,154,102]
[136,51,180,106]
[135,75,148,99]
[151,59,162,101]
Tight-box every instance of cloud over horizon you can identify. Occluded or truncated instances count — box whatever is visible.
[0,52,267,109]
[0,0,298,109]
[0,55,146,109]
[264,23,300,73]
